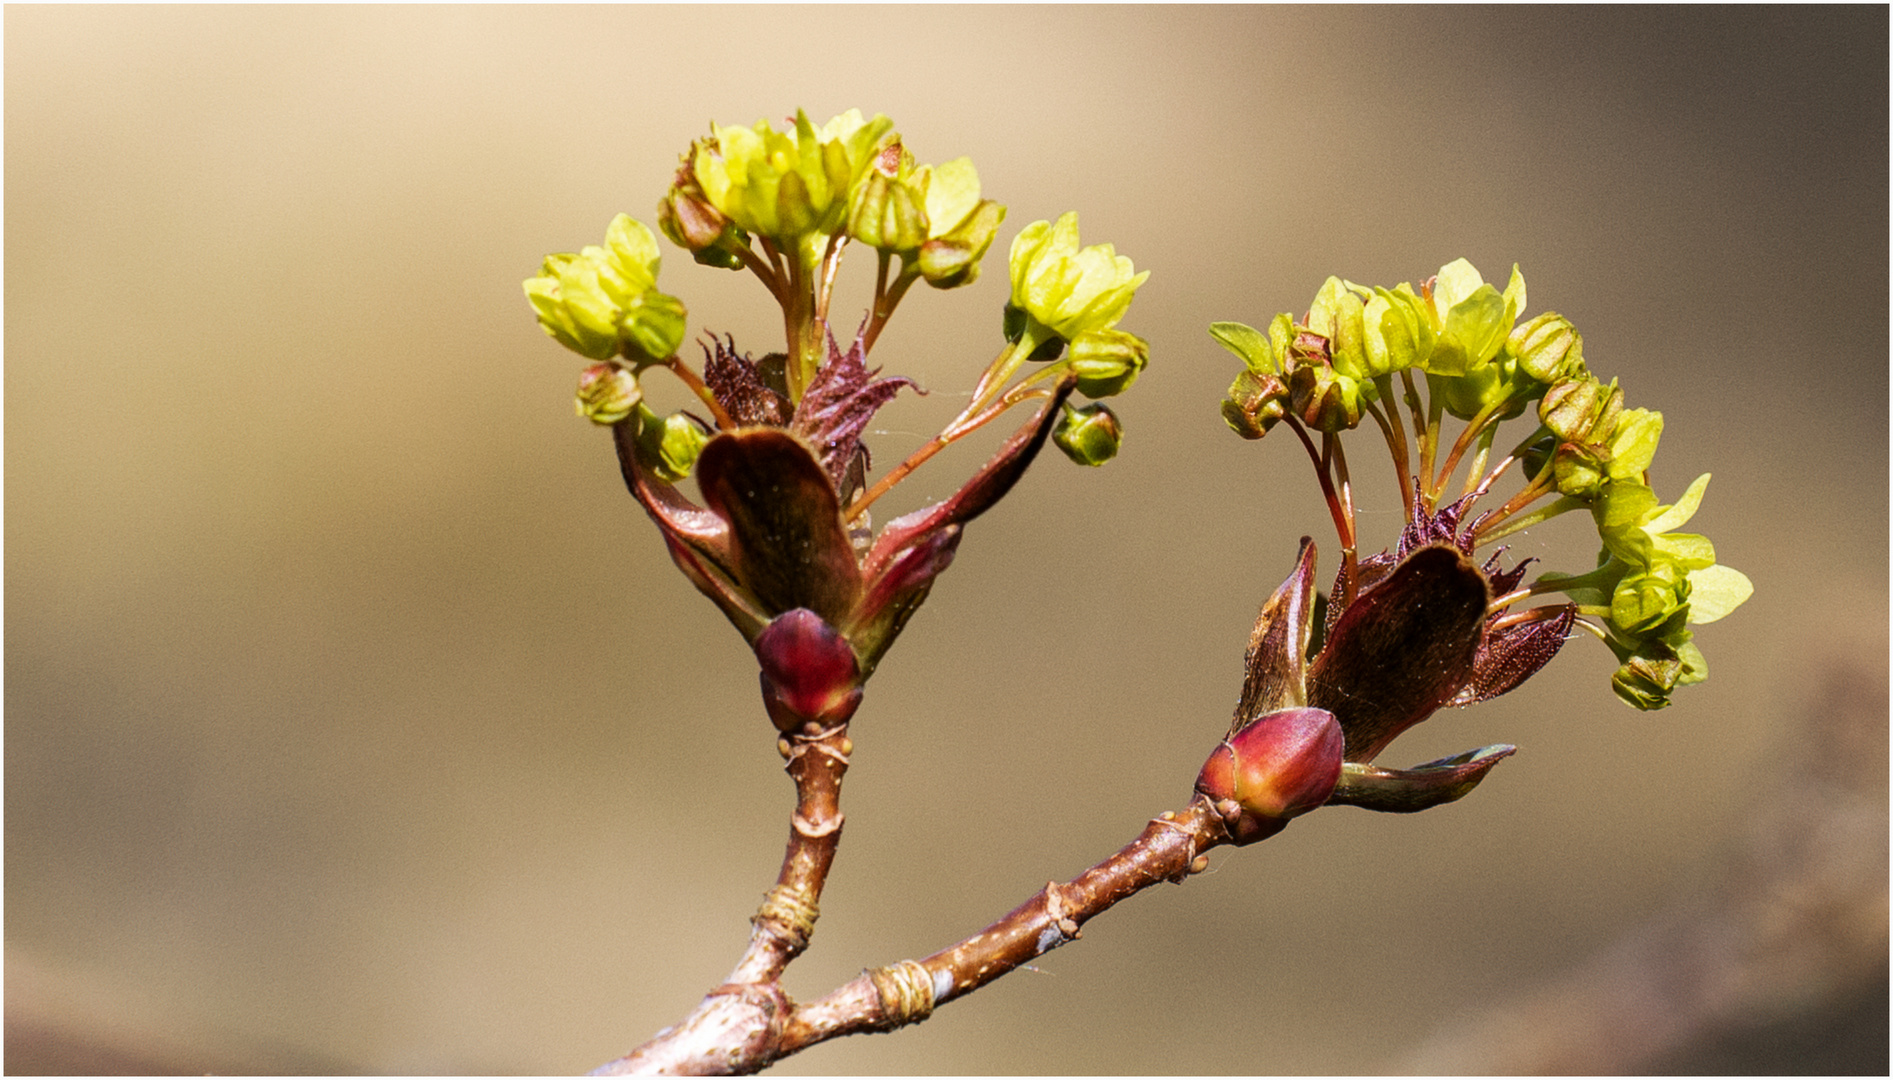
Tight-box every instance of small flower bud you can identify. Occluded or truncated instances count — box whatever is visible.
[1052,402,1123,466]
[1552,440,1610,498]
[917,199,1005,289]
[575,363,641,425]
[658,158,736,254]
[1509,311,1584,383]
[1606,407,1663,481]
[1432,359,1529,422]
[1540,375,1621,444]
[1221,370,1289,439]
[1066,328,1149,398]
[1288,364,1369,431]
[632,405,709,482]
[1194,707,1344,845]
[1610,638,1685,710]
[847,168,928,252]
[1611,560,1691,634]
[754,608,863,734]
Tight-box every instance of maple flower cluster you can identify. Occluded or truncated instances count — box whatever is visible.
[523,109,1152,724]
[1214,259,1751,711]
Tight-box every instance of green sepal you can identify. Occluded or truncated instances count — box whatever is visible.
[1685,563,1753,624]
[922,157,981,240]
[918,198,1005,288]
[622,288,688,366]
[1210,313,1293,377]
[1606,408,1663,480]
[1002,301,1029,344]
[1307,277,1371,380]
[1360,283,1436,376]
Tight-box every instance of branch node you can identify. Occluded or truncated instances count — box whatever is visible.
[791,810,844,838]
[1149,812,1195,837]
[753,883,821,950]
[866,959,936,1029]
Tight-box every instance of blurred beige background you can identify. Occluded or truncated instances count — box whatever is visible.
[7,6,1886,1075]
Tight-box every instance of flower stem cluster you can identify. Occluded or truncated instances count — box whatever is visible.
[1214,259,1751,709]
[524,108,1154,721]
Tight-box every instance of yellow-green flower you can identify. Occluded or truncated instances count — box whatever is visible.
[848,146,1005,288]
[692,109,895,246]
[1007,212,1148,342]
[1424,259,1524,377]
[524,214,687,363]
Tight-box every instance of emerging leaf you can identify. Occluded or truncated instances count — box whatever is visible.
[792,329,920,499]
[1308,545,1489,763]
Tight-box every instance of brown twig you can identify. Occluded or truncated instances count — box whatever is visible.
[595,792,1234,1074]
[593,725,853,1076]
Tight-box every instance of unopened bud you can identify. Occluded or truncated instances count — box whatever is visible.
[1221,370,1289,439]
[658,159,734,252]
[575,363,641,425]
[1611,639,1684,710]
[1066,328,1149,398]
[1540,375,1621,444]
[917,199,1005,289]
[754,608,863,734]
[1194,707,1343,845]
[1611,561,1691,634]
[1552,440,1610,498]
[633,405,709,482]
[1510,311,1584,384]
[1288,364,1368,431]
[1052,402,1123,466]
[847,169,928,252]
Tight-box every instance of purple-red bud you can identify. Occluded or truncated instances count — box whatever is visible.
[754,608,863,735]
[1195,707,1344,845]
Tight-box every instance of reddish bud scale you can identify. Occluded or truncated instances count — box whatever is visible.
[1195,707,1344,845]
[754,608,863,735]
